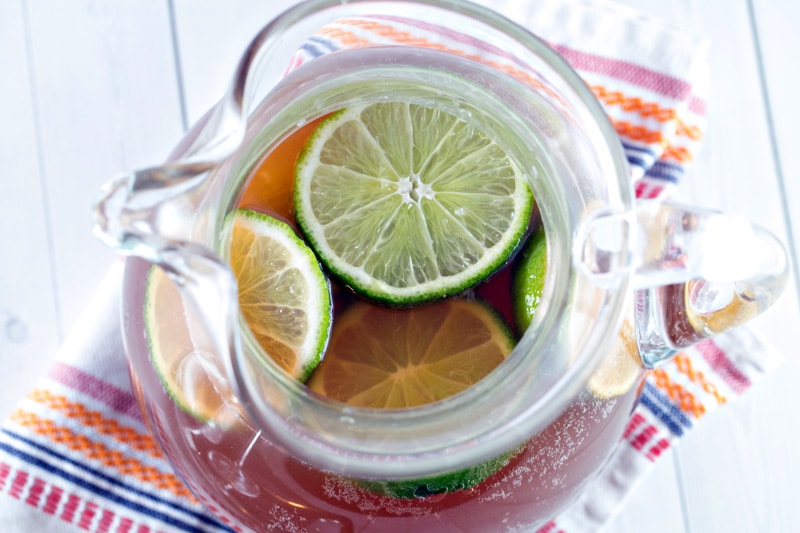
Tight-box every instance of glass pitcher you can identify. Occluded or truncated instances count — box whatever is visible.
[93,0,788,530]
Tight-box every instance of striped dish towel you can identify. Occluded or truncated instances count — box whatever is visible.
[0,1,783,531]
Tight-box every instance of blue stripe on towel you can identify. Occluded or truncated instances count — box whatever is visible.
[638,382,693,437]
[621,141,684,183]
[646,160,684,183]
[0,430,232,532]
[299,36,339,59]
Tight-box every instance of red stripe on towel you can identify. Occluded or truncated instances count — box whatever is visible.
[48,363,140,420]
[42,485,63,515]
[0,462,10,491]
[9,469,28,499]
[550,43,692,100]
[696,340,751,394]
[24,476,46,507]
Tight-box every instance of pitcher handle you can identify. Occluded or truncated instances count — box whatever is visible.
[575,200,789,368]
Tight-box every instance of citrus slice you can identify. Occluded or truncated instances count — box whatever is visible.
[587,316,642,399]
[294,101,533,305]
[509,223,639,399]
[307,298,514,408]
[229,208,332,382]
[144,266,241,426]
[511,224,547,332]
[355,446,520,499]
[308,297,518,497]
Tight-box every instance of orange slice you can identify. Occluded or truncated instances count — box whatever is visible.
[307,298,514,408]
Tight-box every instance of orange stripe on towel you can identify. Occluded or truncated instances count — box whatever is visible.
[612,120,695,163]
[613,120,665,144]
[593,85,677,121]
[675,120,702,141]
[672,353,728,406]
[652,368,706,419]
[332,18,452,51]
[320,19,558,100]
[662,145,693,163]
[8,409,195,500]
[26,389,164,458]
[319,20,697,165]
[317,26,373,48]
[592,85,703,141]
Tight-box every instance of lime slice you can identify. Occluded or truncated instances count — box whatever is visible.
[511,225,547,332]
[307,298,514,408]
[356,446,520,499]
[509,224,639,398]
[294,101,533,305]
[144,266,241,426]
[229,208,332,382]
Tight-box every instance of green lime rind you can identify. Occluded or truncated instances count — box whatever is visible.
[355,444,522,499]
[144,266,237,425]
[143,266,208,421]
[512,225,547,333]
[478,296,517,352]
[231,208,333,383]
[294,102,533,306]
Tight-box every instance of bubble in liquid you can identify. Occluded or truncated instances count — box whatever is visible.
[267,504,310,533]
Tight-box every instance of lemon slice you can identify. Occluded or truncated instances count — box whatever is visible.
[587,316,641,399]
[229,208,332,382]
[294,101,533,305]
[144,266,241,426]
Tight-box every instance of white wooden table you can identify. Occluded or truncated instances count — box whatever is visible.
[1,1,798,531]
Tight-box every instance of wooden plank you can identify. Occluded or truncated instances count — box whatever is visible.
[23,0,185,336]
[172,0,302,124]
[0,0,60,419]
[634,0,800,531]
[753,1,800,306]
[751,10,800,529]
[681,2,800,531]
